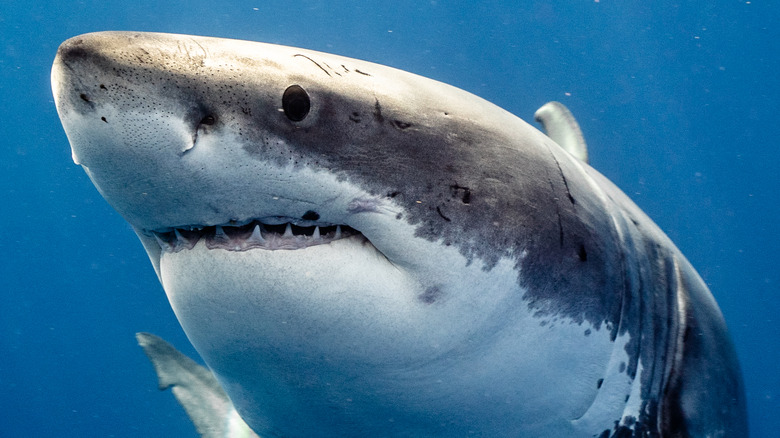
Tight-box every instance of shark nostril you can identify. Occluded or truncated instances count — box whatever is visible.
[187,114,217,153]
[302,210,320,221]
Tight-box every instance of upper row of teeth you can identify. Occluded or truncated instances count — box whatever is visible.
[154,216,337,232]
[150,220,351,253]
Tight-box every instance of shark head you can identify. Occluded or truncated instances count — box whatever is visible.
[51,32,555,275]
[52,32,746,437]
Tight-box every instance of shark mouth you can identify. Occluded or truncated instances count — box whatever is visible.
[148,217,363,253]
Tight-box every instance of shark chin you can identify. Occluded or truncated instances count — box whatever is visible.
[159,237,410,364]
[52,31,747,437]
[159,236,416,359]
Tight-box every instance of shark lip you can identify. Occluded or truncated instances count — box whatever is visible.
[147,217,363,253]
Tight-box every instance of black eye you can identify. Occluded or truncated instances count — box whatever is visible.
[282,85,310,122]
[200,115,216,126]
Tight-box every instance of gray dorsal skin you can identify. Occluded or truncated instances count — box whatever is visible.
[535,101,589,163]
[136,333,260,438]
[52,32,747,437]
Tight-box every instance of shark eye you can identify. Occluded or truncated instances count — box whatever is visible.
[282,85,310,122]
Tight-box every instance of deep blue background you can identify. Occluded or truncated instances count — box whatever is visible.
[1,1,777,436]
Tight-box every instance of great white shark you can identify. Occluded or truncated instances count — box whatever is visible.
[51,32,746,437]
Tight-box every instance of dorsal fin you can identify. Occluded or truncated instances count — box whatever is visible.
[534,101,589,163]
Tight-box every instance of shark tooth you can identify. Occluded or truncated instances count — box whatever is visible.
[152,232,173,251]
[248,224,266,244]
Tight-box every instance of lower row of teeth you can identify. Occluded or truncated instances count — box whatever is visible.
[151,222,354,252]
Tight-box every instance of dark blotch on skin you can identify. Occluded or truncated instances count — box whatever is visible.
[80,93,90,102]
[349,112,361,123]
[615,422,636,437]
[373,99,384,123]
[418,286,443,304]
[597,378,604,389]
[450,185,471,204]
[101,116,107,123]
[578,244,588,262]
[584,328,591,336]
[302,210,320,221]
[393,120,412,130]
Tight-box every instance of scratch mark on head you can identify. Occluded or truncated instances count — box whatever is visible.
[293,54,332,77]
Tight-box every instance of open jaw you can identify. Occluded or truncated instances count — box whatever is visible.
[147,216,365,253]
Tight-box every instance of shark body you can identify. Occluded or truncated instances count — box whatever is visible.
[52,32,746,437]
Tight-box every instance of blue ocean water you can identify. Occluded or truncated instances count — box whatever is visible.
[1,1,777,436]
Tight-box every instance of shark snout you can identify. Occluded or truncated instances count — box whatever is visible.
[52,36,100,118]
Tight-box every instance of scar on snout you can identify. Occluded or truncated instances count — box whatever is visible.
[348,197,382,213]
